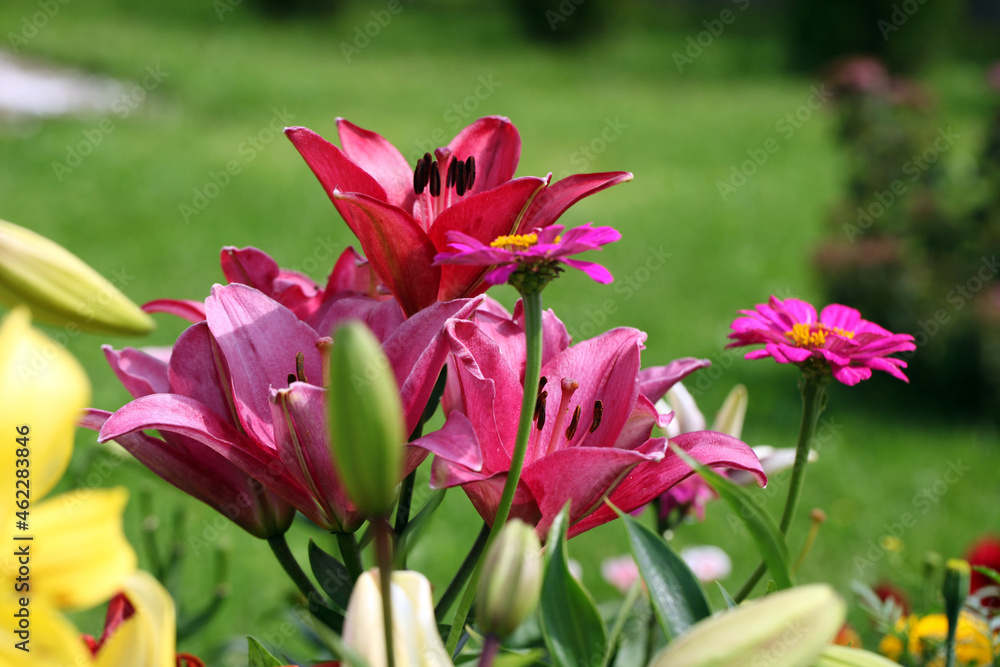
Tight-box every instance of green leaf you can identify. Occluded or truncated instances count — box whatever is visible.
[539,505,608,667]
[716,582,738,609]
[494,649,547,667]
[308,539,353,612]
[247,636,284,667]
[672,446,793,590]
[396,488,446,567]
[612,506,711,641]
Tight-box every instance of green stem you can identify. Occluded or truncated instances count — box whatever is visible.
[477,635,501,667]
[445,289,544,654]
[268,534,324,607]
[335,531,364,583]
[735,374,828,602]
[375,518,396,667]
[436,523,490,621]
[393,470,416,568]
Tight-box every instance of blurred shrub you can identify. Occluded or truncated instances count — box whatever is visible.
[784,0,960,74]
[814,58,1000,420]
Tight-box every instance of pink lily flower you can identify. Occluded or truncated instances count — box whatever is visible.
[89,279,482,533]
[727,296,916,385]
[142,245,386,327]
[412,302,766,538]
[433,223,621,286]
[284,116,632,316]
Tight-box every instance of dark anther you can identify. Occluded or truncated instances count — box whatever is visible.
[589,400,603,433]
[565,405,582,440]
[287,373,297,385]
[538,376,548,393]
[295,351,308,384]
[413,154,431,195]
[535,392,548,431]
[465,156,476,189]
[429,161,441,197]
[446,158,457,189]
[455,160,466,196]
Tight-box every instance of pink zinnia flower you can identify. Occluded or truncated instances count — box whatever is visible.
[727,296,916,385]
[433,223,620,286]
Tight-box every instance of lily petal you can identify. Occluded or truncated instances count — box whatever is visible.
[330,190,441,316]
[205,284,323,448]
[568,431,765,538]
[638,357,711,403]
[142,298,206,323]
[447,116,521,195]
[520,171,633,231]
[102,345,170,399]
[337,118,417,211]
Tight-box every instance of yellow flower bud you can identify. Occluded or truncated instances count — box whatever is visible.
[649,584,846,667]
[814,644,902,666]
[0,219,154,336]
[477,519,543,638]
[327,321,404,517]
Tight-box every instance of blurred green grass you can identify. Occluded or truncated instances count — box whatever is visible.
[1,0,997,661]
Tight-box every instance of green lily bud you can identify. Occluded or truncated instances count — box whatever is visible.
[812,645,901,666]
[477,519,543,638]
[0,219,154,336]
[711,384,748,438]
[649,584,846,667]
[327,321,404,517]
[943,558,971,666]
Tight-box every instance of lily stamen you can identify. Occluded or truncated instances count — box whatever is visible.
[413,154,475,197]
[295,351,308,384]
[565,405,582,440]
[589,400,603,433]
[545,378,579,455]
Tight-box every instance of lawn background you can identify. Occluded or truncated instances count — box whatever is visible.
[1,1,997,663]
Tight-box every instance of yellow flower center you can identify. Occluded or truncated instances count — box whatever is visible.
[490,233,538,251]
[785,323,855,348]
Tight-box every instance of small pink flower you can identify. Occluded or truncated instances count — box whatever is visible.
[727,296,916,385]
[679,545,732,582]
[433,223,621,286]
[601,555,640,594]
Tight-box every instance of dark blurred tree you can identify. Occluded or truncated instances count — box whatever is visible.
[253,0,339,19]
[508,0,608,44]
[784,0,960,73]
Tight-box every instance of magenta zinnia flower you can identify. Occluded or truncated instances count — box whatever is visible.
[412,301,765,538]
[433,223,620,286]
[285,117,632,315]
[727,296,916,385]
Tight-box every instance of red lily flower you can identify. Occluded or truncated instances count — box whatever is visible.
[285,116,632,316]
[412,302,766,538]
[88,250,482,533]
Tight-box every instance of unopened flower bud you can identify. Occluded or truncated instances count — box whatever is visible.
[477,519,543,638]
[649,584,846,667]
[327,321,404,517]
[0,219,154,336]
[712,384,748,438]
[342,569,452,667]
[944,558,971,644]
